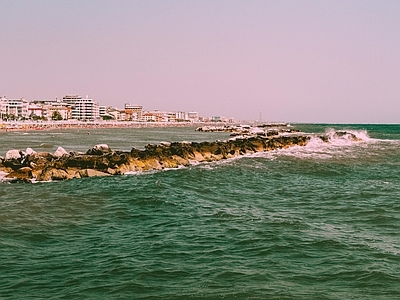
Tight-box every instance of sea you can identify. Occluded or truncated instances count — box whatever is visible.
[0,124,399,299]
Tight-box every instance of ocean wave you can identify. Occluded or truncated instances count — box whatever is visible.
[252,129,388,161]
[324,128,372,143]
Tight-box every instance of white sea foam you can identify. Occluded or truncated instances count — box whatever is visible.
[124,171,141,175]
[188,160,200,165]
[161,165,186,171]
[252,129,376,161]
[0,171,10,182]
[323,128,372,145]
[198,164,214,170]
[124,169,161,176]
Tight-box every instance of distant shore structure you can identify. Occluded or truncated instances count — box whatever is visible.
[0,120,233,132]
[0,119,288,132]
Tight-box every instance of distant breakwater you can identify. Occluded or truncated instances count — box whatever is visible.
[0,131,356,183]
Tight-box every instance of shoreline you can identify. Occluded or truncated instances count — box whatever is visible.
[0,120,291,133]
[0,120,198,132]
[0,120,246,132]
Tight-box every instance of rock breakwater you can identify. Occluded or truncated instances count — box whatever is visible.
[0,131,358,182]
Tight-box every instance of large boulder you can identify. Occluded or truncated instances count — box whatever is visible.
[3,150,24,170]
[78,169,111,178]
[86,144,112,155]
[66,154,110,171]
[5,167,33,182]
[25,148,36,155]
[53,147,69,158]
[25,152,54,170]
[5,149,22,160]
[36,168,82,181]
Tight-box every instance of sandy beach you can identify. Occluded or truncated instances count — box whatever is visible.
[0,120,230,132]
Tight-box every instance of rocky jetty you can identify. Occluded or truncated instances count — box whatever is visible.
[196,123,299,137]
[0,131,360,183]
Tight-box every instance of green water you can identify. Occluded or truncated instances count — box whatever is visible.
[1,124,399,299]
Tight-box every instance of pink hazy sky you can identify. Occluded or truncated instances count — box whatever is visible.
[1,0,399,123]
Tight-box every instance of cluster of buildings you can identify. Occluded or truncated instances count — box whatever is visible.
[0,95,235,123]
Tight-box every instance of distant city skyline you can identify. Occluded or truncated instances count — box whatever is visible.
[1,0,400,123]
[1,95,234,123]
[0,94,225,121]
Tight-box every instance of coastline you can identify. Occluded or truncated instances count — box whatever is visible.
[0,120,291,132]
[0,120,203,132]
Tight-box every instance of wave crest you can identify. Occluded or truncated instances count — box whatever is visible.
[323,128,371,145]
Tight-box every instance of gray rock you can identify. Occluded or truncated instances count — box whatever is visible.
[25,148,36,155]
[86,144,112,155]
[54,146,69,158]
[5,149,21,160]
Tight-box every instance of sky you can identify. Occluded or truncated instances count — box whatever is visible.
[1,0,400,123]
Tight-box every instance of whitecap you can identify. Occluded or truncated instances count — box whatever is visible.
[246,129,377,161]
[323,128,372,146]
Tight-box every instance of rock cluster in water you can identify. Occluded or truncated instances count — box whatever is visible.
[195,123,299,137]
[0,130,359,183]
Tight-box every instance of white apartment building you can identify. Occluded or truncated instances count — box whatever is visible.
[68,95,100,121]
[141,113,157,122]
[62,94,82,106]
[0,97,29,120]
[167,112,177,122]
[187,111,199,122]
[99,106,107,117]
[174,111,187,121]
[107,109,126,121]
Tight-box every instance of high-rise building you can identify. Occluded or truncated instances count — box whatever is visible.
[62,94,82,106]
[68,95,100,121]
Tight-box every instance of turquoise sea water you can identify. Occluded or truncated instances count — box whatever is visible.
[1,124,400,299]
